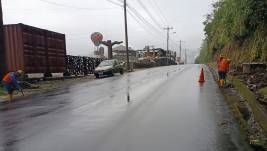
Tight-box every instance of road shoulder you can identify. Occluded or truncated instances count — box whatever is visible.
[209,64,266,150]
[0,75,96,103]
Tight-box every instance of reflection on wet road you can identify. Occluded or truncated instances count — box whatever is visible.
[0,65,247,151]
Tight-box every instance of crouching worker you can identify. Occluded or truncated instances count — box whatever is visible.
[2,70,24,101]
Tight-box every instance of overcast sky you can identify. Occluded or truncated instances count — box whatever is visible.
[2,0,215,62]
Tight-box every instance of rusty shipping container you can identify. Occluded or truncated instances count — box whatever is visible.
[4,23,66,74]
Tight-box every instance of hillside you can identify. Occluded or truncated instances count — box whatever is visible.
[196,0,267,66]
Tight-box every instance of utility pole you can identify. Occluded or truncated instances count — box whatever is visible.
[184,49,187,64]
[179,40,182,59]
[163,26,173,52]
[163,26,173,65]
[178,40,185,64]
[0,0,6,78]
[124,0,130,71]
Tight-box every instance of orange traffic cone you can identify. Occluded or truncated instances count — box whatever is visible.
[198,68,205,83]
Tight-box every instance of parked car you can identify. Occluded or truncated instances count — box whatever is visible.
[94,59,124,78]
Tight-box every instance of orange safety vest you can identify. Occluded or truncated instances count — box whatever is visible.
[2,73,12,83]
[219,59,230,72]
[217,58,224,69]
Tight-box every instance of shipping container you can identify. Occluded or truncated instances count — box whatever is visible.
[4,23,66,75]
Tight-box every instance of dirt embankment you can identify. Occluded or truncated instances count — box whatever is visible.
[235,72,267,104]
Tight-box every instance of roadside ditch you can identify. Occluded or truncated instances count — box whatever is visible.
[209,64,267,151]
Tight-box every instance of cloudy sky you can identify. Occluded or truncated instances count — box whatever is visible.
[2,0,215,62]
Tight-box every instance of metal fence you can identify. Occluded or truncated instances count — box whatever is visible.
[65,55,104,76]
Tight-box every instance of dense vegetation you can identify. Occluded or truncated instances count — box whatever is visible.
[196,0,267,65]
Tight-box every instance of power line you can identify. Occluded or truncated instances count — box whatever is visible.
[106,0,163,39]
[39,0,163,40]
[127,4,163,34]
[38,0,116,11]
[128,10,164,43]
[116,0,168,27]
[113,0,164,35]
[106,0,123,7]
[105,0,164,44]
[127,8,165,47]
[136,0,163,30]
[50,0,166,49]
[148,0,167,25]
[150,0,169,25]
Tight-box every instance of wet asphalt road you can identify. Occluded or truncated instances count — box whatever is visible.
[0,65,247,151]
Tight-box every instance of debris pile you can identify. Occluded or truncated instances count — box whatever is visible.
[230,63,267,104]
[238,72,267,91]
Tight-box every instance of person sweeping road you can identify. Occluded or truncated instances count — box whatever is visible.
[2,70,24,101]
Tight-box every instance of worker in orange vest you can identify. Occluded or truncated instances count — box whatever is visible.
[218,58,231,87]
[217,55,224,82]
[2,70,24,101]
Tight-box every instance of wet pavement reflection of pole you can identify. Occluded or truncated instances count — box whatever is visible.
[126,74,130,103]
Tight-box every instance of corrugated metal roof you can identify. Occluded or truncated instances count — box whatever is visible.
[113,45,135,51]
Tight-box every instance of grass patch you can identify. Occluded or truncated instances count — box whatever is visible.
[259,87,267,98]
[207,62,217,69]
[0,86,5,96]
[223,93,248,130]
[222,92,253,150]
[233,78,267,134]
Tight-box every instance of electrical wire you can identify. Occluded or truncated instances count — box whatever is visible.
[127,5,163,34]
[7,0,175,50]
[38,0,116,11]
[105,0,162,46]
[105,0,123,7]
[150,0,170,25]
[128,0,177,49]
[113,0,170,48]
[37,0,168,48]
[106,0,165,47]
[128,10,164,42]
[113,0,164,34]
[136,0,163,30]
[148,0,167,25]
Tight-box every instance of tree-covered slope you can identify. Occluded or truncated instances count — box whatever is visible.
[196,0,267,65]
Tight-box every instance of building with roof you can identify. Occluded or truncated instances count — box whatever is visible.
[113,45,138,63]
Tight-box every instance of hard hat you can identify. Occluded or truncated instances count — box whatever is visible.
[17,70,24,75]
